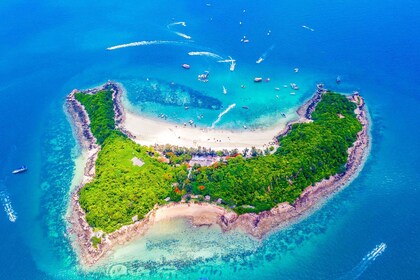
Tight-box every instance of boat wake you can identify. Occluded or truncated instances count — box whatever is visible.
[188,51,223,60]
[106,40,187,50]
[167,21,192,40]
[167,21,187,27]
[0,190,17,222]
[338,243,387,280]
[173,31,192,40]
[211,104,236,128]
[218,56,236,71]
[302,25,315,32]
[256,44,275,64]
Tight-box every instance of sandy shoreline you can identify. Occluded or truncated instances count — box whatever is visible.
[66,82,370,268]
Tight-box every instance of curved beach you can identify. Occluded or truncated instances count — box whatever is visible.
[66,82,370,267]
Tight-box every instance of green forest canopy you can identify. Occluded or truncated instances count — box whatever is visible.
[75,87,362,233]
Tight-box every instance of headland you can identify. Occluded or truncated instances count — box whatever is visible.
[66,81,369,267]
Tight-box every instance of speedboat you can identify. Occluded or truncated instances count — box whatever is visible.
[223,86,227,94]
[230,60,236,71]
[254,77,263,83]
[256,57,264,64]
[294,68,299,73]
[12,166,28,174]
[182,64,190,69]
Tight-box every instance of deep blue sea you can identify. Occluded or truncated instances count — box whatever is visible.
[0,1,419,279]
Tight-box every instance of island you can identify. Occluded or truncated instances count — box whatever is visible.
[66,81,369,267]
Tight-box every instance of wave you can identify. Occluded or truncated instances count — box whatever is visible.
[0,190,17,222]
[338,243,387,280]
[188,51,223,60]
[211,104,236,128]
[106,40,186,51]
[174,31,192,40]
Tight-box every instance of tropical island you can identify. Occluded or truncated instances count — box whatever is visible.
[66,81,369,267]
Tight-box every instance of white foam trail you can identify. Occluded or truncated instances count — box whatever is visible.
[168,21,187,27]
[217,59,236,63]
[106,40,183,50]
[302,25,315,31]
[0,191,17,222]
[338,243,387,280]
[174,31,192,40]
[211,104,236,128]
[188,51,223,60]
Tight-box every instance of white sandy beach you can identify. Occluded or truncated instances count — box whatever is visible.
[123,109,293,151]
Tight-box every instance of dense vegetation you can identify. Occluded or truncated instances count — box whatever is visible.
[75,88,362,233]
[189,93,362,214]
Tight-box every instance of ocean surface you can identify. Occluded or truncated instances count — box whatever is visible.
[0,0,419,279]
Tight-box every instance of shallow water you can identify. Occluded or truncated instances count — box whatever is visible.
[0,0,419,279]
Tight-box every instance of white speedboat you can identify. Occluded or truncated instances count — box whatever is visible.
[12,166,28,174]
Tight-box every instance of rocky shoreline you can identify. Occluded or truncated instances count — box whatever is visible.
[66,82,369,268]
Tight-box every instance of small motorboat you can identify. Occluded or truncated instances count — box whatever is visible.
[182,64,190,69]
[228,56,236,71]
[12,166,28,174]
[256,57,264,64]
[254,77,263,83]
[294,68,299,73]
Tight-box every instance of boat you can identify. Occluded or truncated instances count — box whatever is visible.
[290,83,299,90]
[223,86,227,94]
[254,77,263,83]
[229,60,236,71]
[294,68,299,73]
[198,71,210,82]
[12,166,28,174]
[182,64,190,69]
[275,87,280,91]
[242,106,249,109]
[256,57,264,64]
[336,75,341,84]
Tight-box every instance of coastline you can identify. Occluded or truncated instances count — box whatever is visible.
[66,82,370,268]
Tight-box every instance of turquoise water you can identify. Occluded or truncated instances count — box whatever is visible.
[0,0,419,279]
